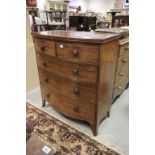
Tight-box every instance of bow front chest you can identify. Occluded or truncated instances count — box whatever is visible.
[32,30,121,136]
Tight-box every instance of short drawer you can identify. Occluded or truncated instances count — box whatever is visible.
[39,68,97,103]
[40,85,96,122]
[56,42,99,65]
[34,38,55,57]
[37,53,98,84]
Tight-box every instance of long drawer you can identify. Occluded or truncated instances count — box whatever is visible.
[34,38,56,57]
[37,53,98,84]
[39,68,97,103]
[56,42,99,65]
[40,84,96,122]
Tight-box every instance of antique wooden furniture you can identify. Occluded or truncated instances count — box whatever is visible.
[113,37,129,99]
[95,28,129,100]
[69,16,97,31]
[32,30,121,136]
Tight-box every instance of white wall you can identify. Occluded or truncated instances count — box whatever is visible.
[37,0,88,11]
[37,0,46,10]
[36,0,115,16]
[87,0,114,16]
[69,0,88,12]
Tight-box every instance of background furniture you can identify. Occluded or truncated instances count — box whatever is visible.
[69,16,97,31]
[45,10,67,30]
[32,30,120,136]
[113,37,129,99]
[107,8,129,27]
[94,28,129,100]
[114,15,129,27]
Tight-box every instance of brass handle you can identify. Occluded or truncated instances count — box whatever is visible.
[117,86,122,90]
[41,45,45,51]
[73,106,79,112]
[46,94,50,98]
[43,62,47,67]
[119,72,125,76]
[72,49,79,57]
[122,59,127,63]
[72,68,79,76]
[44,78,49,83]
[73,87,79,95]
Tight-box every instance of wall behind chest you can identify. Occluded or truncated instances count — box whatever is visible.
[87,0,114,16]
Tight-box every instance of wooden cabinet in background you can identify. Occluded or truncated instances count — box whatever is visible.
[32,30,121,136]
[113,37,129,99]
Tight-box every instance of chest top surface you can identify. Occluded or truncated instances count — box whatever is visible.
[32,30,120,44]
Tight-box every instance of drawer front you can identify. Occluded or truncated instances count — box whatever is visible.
[40,85,96,122]
[34,38,56,56]
[37,53,98,84]
[119,43,129,57]
[117,52,129,75]
[56,42,99,65]
[113,75,127,99]
[113,52,129,99]
[39,68,97,103]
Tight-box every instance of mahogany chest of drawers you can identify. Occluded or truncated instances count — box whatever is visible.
[32,30,121,136]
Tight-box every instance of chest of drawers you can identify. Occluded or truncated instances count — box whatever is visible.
[113,37,129,99]
[32,30,121,136]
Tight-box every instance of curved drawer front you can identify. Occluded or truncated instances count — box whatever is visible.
[113,52,129,99]
[56,42,99,65]
[39,69,97,103]
[117,51,129,74]
[37,53,98,84]
[119,43,129,57]
[34,38,56,56]
[40,85,96,122]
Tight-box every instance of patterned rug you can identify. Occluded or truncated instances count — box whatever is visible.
[26,103,122,155]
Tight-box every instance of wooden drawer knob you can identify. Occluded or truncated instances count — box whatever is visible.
[119,72,125,76]
[73,87,79,95]
[72,68,79,76]
[46,94,50,98]
[72,49,79,57]
[43,62,47,67]
[44,78,49,83]
[73,106,79,112]
[117,86,123,90]
[41,45,45,51]
[122,59,127,63]
[125,47,129,51]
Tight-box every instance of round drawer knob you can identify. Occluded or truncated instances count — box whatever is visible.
[72,68,79,76]
[117,86,123,90]
[125,47,129,51]
[119,72,125,76]
[73,87,79,95]
[41,46,45,51]
[44,78,49,83]
[46,94,50,98]
[122,59,127,63]
[73,106,79,112]
[43,62,47,67]
[72,49,79,57]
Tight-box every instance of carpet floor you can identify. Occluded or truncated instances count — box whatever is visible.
[27,103,127,155]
